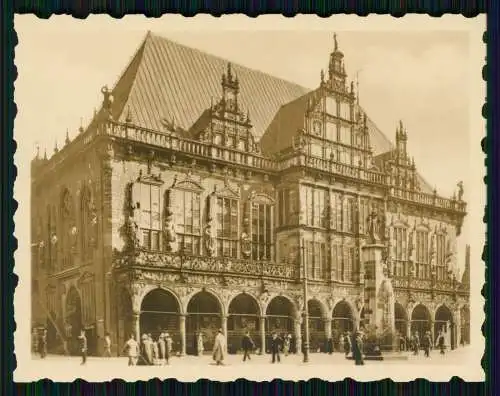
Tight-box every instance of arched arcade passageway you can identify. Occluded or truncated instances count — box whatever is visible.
[186,291,223,355]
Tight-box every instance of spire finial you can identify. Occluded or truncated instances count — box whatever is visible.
[334,33,338,51]
[65,128,70,145]
[399,119,403,130]
[43,148,47,160]
[227,62,232,80]
[54,139,59,154]
[36,143,40,159]
[320,69,324,83]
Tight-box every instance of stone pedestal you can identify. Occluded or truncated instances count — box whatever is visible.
[179,315,186,356]
[361,243,396,345]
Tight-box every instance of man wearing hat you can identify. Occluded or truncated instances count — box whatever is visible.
[164,333,173,365]
[352,330,364,366]
[422,331,432,358]
[212,328,226,365]
[157,333,166,365]
[122,334,139,366]
[270,332,282,364]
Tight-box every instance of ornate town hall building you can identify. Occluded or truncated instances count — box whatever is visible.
[31,33,470,356]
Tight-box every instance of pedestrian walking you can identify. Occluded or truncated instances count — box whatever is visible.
[123,334,140,366]
[165,333,173,365]
[241,330,255,362]
[197,332,204,356]
[103,332,112,357]
[423,331,432,357]
[343,331,352,357]
[352,330,364,366]
[38,328,47,359]
[437,332,446,355]
[283,334,291,357]
[270,332,282,364]
[157,333,166,365]
[139,334,153,365]
[327,336,333,354]
[77,329,88,365]
[412,332,420,355]
[212,329,226,365]
[152,337,160,365]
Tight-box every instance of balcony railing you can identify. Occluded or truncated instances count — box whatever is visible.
[117,249,300,280]
[392,275,461,293]
[94,120,465,214]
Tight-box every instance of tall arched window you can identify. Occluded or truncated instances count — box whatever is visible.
[80,187,91,261]
[343,197,355,233]
[60,189,75,269]
[251,200,273,261]
[436,233,447,280]
[393,227,407,277]
[416,230,429,278]
[173,187,202,255]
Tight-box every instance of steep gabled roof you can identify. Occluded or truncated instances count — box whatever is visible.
[108,32,308,139]
[99,32,432,192]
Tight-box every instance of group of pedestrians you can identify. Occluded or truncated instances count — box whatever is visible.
[122,332,174,366]
[410,330,447,357]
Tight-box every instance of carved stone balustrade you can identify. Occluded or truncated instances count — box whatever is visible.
[112,249,299,280]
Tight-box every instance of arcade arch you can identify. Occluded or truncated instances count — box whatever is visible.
[186,291,223,354]
[435,304,455,349]
[227,293,261,353]
[394,302,408,337]
[410,304,431,342]
[265,296,295,353]
[331,301,354,352]
[65,286,82,355]
[140,288,181,348]
[308,300,325,353]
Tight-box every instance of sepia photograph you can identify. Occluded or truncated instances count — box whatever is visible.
[14,14,485,382]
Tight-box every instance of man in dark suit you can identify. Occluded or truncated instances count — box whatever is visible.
[78,329,88,365]
[270,332,282,363]
[241,330,255,362]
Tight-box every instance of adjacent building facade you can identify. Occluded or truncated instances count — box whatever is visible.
[31,33,470,356]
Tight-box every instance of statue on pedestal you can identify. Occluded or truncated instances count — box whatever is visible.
[163,209,178,252]
[367,209,381,244]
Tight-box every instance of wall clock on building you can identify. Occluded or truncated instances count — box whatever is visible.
[313,120,322,136]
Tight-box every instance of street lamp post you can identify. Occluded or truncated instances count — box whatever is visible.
[301,239,310,363]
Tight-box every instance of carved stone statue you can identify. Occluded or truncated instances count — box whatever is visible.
[163,209,178,252]
[204,217,216,257]
[407,229,415,261]
[241,231,251,258]
[367,208,381,244]
[457,181,464,201]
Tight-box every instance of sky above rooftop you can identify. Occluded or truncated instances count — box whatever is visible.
[14,15,485,274]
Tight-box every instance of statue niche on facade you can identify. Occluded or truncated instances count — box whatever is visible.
[204,216,217,257]
[163,208,178,252]
[367,207,382,244]
[241,218,251,258]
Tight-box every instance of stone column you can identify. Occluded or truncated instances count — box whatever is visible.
[132,311,140,341]
[324,317,332,339]
[430,320,436,346]
[294,318,302,355]
[260,316,266,354]
[406,320,411,340]
[221,315,228,354]
[179,314,186,356]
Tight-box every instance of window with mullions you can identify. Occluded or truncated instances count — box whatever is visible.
[436,234,447,280]
[174,190,201,255]
[140,184,161,251]
[216,197,238,258]
[393,227,407,277]
[304,187,327,228]
[415,231,429,278]
[251,203,273,261]
[343,198,355,233]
